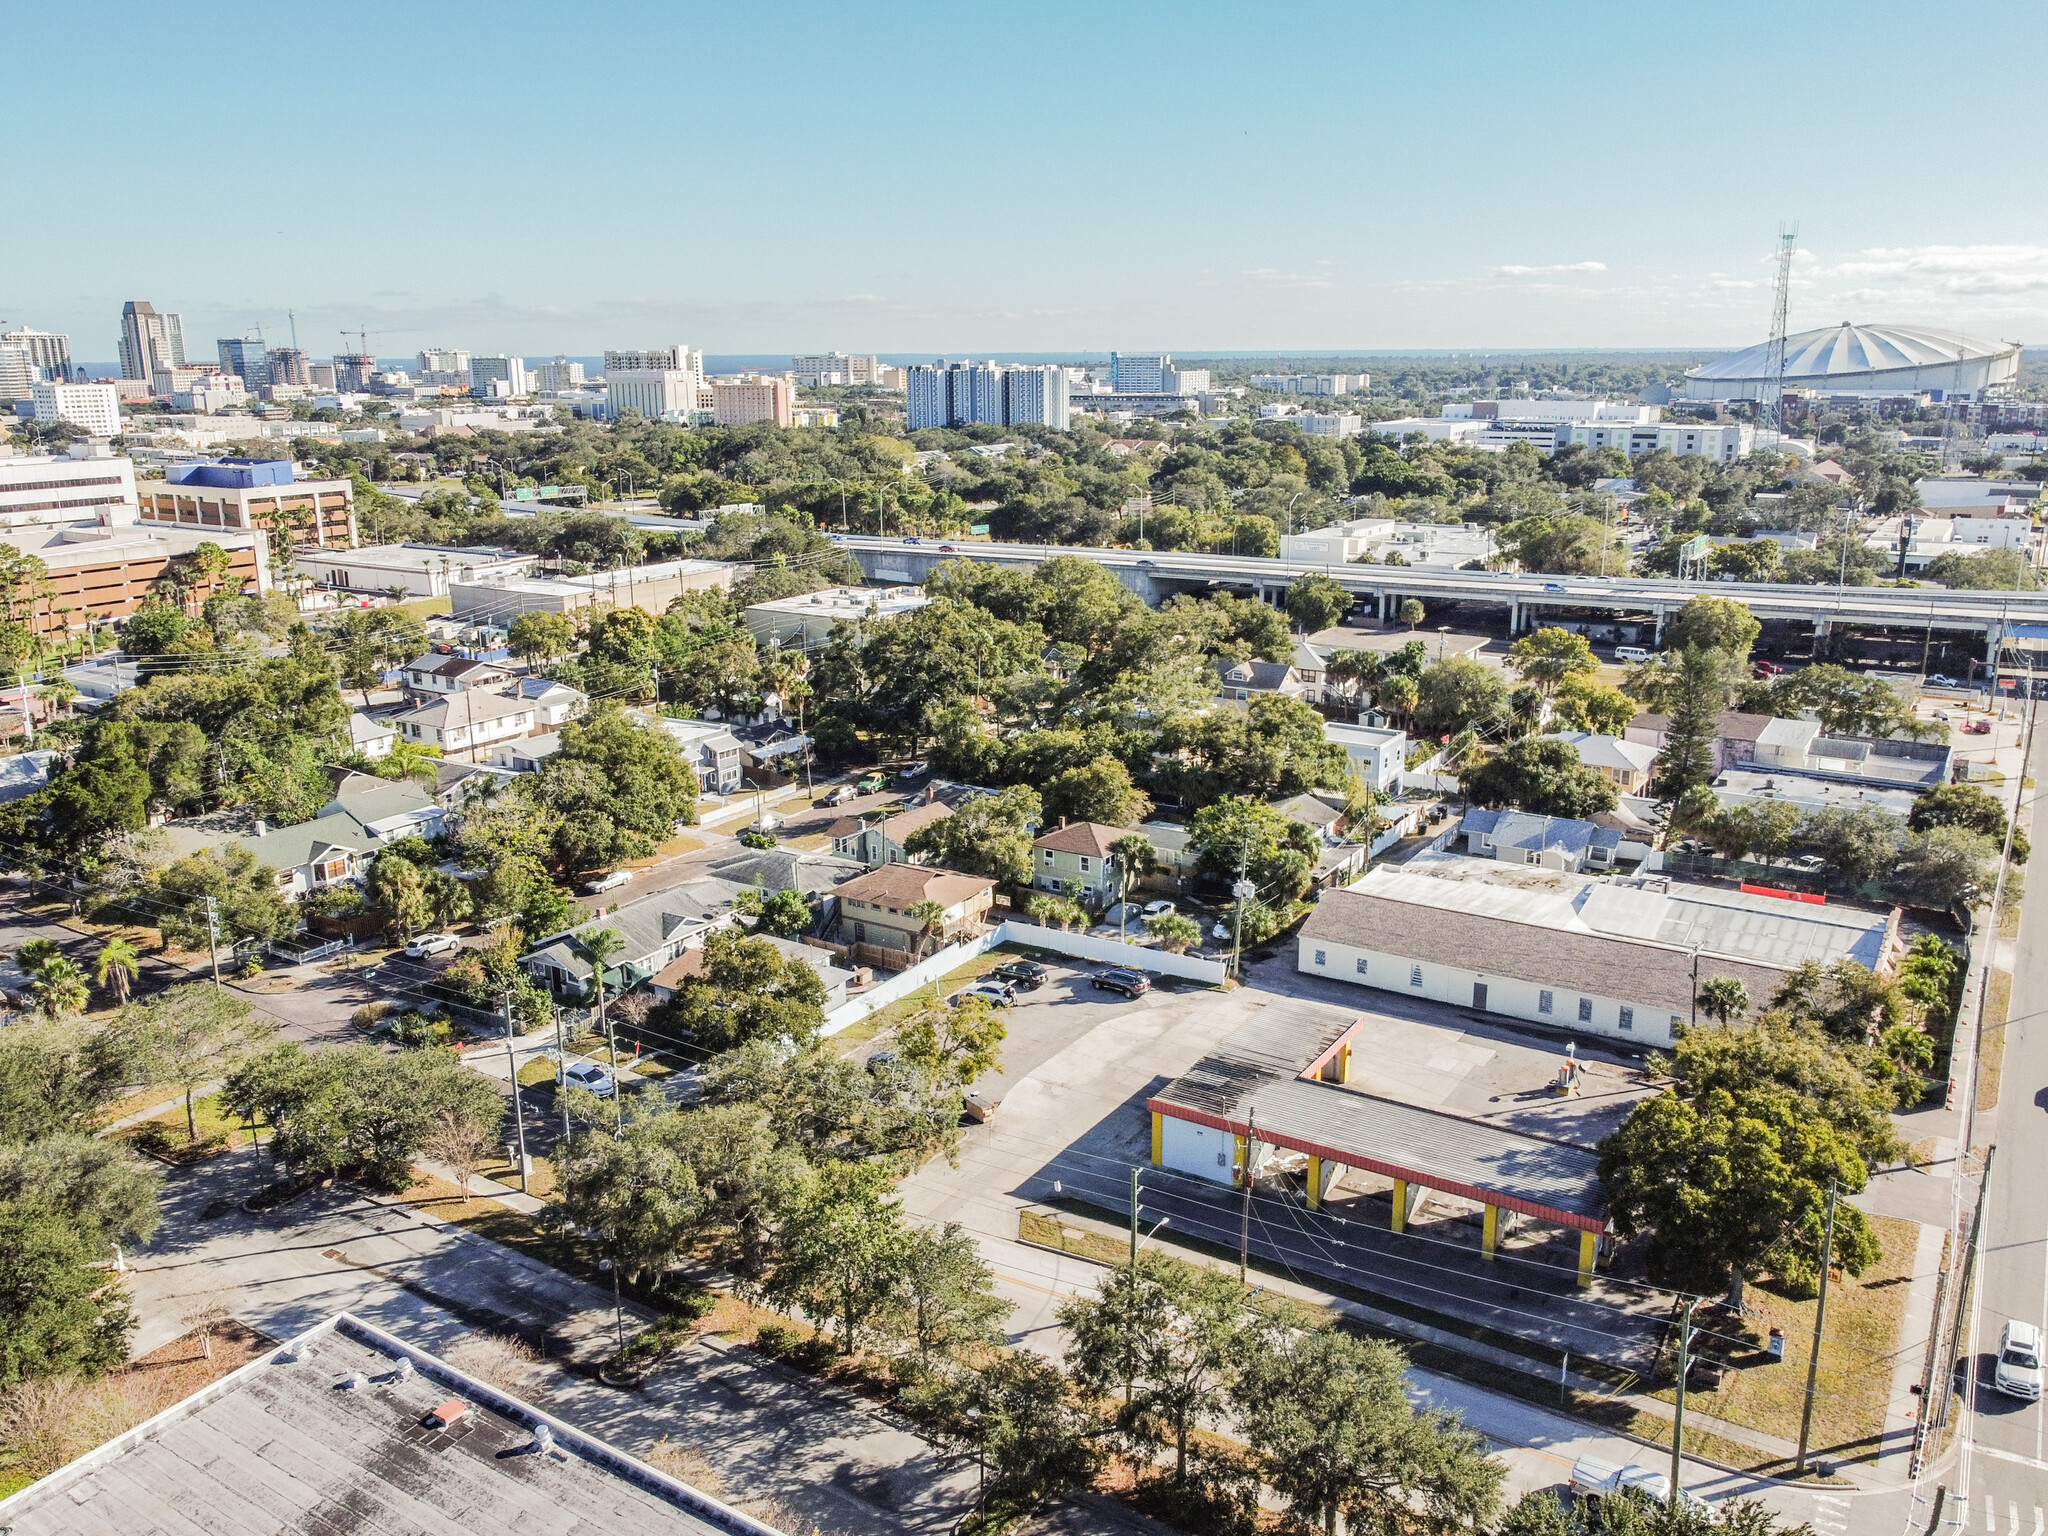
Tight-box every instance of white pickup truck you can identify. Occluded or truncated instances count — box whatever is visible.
[1569,1455,1691,1508]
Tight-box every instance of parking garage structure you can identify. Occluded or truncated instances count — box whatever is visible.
[1146,1009,1611,1285]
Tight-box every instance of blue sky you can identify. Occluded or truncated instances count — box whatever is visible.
[9,2,2046,361]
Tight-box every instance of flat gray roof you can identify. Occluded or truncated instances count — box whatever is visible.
[1150,1002,1607,1230]
[0,1314,759,1536]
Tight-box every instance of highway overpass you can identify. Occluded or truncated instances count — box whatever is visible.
[838,535,2048,659]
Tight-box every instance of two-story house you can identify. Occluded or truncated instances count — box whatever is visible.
[833,865,995,956]
[508,675,588,730]
[1031,821,1128,905]
[652,717,746,795]
[392,691,536,760]
[399,651,512,704]
[830,798,953,868]
[161,775,446,901]
[1542,731,1659,796]
[1214,657,1306,705]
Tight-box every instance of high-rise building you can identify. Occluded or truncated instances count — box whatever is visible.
[906,361,1070,431]
[1109,353,1167,393]
[607,370,697,421]
[2,329,73,383]
[332,353,377,392]
[468,356,530,398]
[119,302,184,380]
[266,348,311,387]
[0,346,35,400]
[712,376,794,428]
[416,347,471,376]
[604,346,702,379]
[535,358,585,391]
[31,382,122,438]
[216,337,271,390]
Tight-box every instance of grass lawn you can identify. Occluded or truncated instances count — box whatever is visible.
[471,1148,557,1198]
[825,946,1019,1052]
[1979,968,2013,1111]
[1636,1211,1925,1474]
[393,594,452,621]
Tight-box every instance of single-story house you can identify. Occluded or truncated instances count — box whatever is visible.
[832,798,953,868]
[521,878,751,996]
[162,776,446,900]
[648,933,855,1012]
[485,731,562,774]
[1461,808,1623,873]
[707,846,869,896]
[833,864,995,955]
[1541,731,1659,795]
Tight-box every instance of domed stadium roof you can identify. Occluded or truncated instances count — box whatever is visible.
[1690,322,2017,383]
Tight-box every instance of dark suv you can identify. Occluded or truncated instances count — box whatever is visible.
[992,959,1049,990]
[1092,967,1150,998]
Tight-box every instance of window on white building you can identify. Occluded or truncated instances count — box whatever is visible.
[1538,990,1553,1014]
[1409,965,1423,988]
[1314,949,1326,967]
[1355,957,1368,975]
[1618,1007,1634,1030]
[1577,997,1593,1022]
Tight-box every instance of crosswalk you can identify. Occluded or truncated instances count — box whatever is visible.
[1811,1492,1849,1535]
[1969,1494,2045,1534]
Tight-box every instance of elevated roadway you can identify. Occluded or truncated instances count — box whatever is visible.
[840,535,2048,658]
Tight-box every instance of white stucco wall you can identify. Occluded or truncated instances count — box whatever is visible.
[1296,934,1683,1048]
[1159,1113,1235,1185]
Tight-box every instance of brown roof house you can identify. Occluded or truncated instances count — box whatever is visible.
[831,795,954,868]
[832,864,995,961]
[1032,820,1134,907]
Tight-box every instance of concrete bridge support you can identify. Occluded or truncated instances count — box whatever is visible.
[1812,616,1831,658]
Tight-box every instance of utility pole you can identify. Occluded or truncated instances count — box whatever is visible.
[1940,1146,1997,1429]
[1238,1108,1257,1283]
[502,994,530,1194]
[1795,1182,1840,1473]
[1669,1295,1701,1510]
[1130,1166,1141,1271]
[1230,835,1254,981]
[552,1003,572,1139]
[203,895,222,989]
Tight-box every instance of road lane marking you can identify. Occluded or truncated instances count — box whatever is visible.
[1975,1445,2048,1473]
[1988,1495,1997,1531]
[2032,1507,2042,1536]
[2012,1501,2021,1536]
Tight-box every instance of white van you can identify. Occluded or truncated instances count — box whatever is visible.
[1997,1320,2043,1400]
[1614,646,1654,665]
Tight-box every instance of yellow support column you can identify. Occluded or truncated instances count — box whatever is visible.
[1338,1043,1352,1083]
[1150,1112,1163,1167]
[1233,1132,1247,1186]
[1577,1229,1598,1288]
[1306,1155,1322,1210]
[1481,1204,1499,1260]
[1390,1178,1407,1232]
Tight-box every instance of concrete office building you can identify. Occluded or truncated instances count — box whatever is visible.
[605,346,702,377]
[416,347,471,378]
[1299,411,1363,438]
[792,352,879,385]
[742,584,929,646]
[118,301,185,380]
[216,336,270,389]
[30,381,121,437]
[138,458,357,548]
[0,444,138,527]
[448,557,735,622]
[468,355,530,398]
[2,328,72,384]
[292,542,539,597]
[608,369,699,422]
[712,375,794,427]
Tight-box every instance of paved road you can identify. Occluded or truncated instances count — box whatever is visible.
[1954,698,2048,1533]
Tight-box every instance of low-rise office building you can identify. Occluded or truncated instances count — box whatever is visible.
[293,542,538,597]
[30,381,122,436]
[450,557,733,622]
[137,458,356,548]
[741,584,929,646]
[0,443,138,527]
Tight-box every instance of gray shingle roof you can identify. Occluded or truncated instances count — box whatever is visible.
[1461,808,1622,854]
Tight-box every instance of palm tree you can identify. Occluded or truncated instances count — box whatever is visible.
[572,927,628,1130]
[29,956,89,1020]
[95,936,141,1005]
[380,737,442,786]
[1378,673,1419,730]
[1323,648,1383,713]
[1695,976,1751,1027]
[906,900,947,959]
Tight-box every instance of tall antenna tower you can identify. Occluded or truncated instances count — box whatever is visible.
[1761,223,1798,432]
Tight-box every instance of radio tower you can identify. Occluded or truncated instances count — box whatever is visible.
[1761,223,1798,434]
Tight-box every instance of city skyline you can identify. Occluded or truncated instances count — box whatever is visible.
[6,3,2047,357]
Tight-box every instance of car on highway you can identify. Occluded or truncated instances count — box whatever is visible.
[955,980,1015,1008]
[1141,899,1177,919]
[1543,582,1568,593]
[1092,966,1150,998]
[1996,1320,2043,1401]
[404,933,462,959]
[559,1058,617,1098]
[991,959,1049,989]
[938,543,958,552]
[582,870,632,895]
[902,536,925,545]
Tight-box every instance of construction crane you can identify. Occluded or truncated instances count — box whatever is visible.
[1761,222,1799,434]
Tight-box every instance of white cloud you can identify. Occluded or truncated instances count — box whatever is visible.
[1488,261,1607,277]
[1816,245,2048,311]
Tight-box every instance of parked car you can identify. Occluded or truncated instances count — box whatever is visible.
[1967,718,1993,735]
[858,773,889,793]
[864,1050,896,1076]
[1570,1456,1699,1510]
[1752,660,1784,679]
[1997,1320,2043,1401]
[559,1058,617,1098]
[1141,899,1177,919]
[404,933,461,959]
[992,959,1049,989]
[1092,967,1150,998]
[956,979,1016,1008]
[582,869,632,895]
[1929,674,1961,689]
[897,760,930,781]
